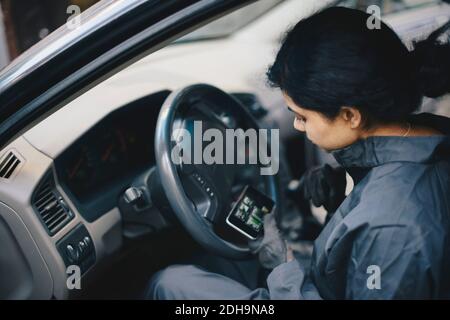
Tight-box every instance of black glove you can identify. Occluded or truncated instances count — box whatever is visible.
[276,209,323,243]
[292,164,347,214]
[277,164,347,243]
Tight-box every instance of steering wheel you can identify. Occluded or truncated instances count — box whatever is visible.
[154,84,280,259]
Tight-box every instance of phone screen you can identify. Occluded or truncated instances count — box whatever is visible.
[226,185,275,239]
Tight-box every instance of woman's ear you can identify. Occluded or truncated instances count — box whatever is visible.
[340,106,362,129]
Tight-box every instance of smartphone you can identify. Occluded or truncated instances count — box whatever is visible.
[226,185,275,240]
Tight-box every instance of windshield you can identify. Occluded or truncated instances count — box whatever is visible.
[176,0,284,42]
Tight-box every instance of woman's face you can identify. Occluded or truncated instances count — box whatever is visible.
[283,93,361,152]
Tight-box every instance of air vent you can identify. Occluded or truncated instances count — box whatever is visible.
[32,174,74,236]
[0,151,21,179]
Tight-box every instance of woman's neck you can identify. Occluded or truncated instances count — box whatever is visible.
[361,122,444,139]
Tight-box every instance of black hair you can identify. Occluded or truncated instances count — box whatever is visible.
[267,7,450,127]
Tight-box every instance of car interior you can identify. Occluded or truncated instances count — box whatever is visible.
[0,0,449,299]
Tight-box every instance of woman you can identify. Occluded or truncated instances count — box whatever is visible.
[148,7,450,299]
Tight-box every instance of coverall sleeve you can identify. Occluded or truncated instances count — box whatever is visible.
[345,226,433,299]
[266,258,323,300]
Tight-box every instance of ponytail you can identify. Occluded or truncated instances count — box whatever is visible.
[410,21,450,98]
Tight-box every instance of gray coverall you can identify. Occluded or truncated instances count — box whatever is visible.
[147,113,450,299]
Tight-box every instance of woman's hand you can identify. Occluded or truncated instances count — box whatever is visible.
[289,164,347,213]
[276,164,345,243]
[248,211,287,269]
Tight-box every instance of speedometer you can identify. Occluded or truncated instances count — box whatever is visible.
[99,129,127,166]
[65,146,97,195]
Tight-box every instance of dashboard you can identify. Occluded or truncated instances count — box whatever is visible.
[0,85,284,299]
[55,91,169,222]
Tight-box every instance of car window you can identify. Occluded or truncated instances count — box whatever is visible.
[175,0,284,43]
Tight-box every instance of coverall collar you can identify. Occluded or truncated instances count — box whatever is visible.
[331,113,450,169]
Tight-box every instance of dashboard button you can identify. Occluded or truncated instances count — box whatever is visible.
[83,236,91,248]
[66,244,79,263]
[78,240,87,255]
